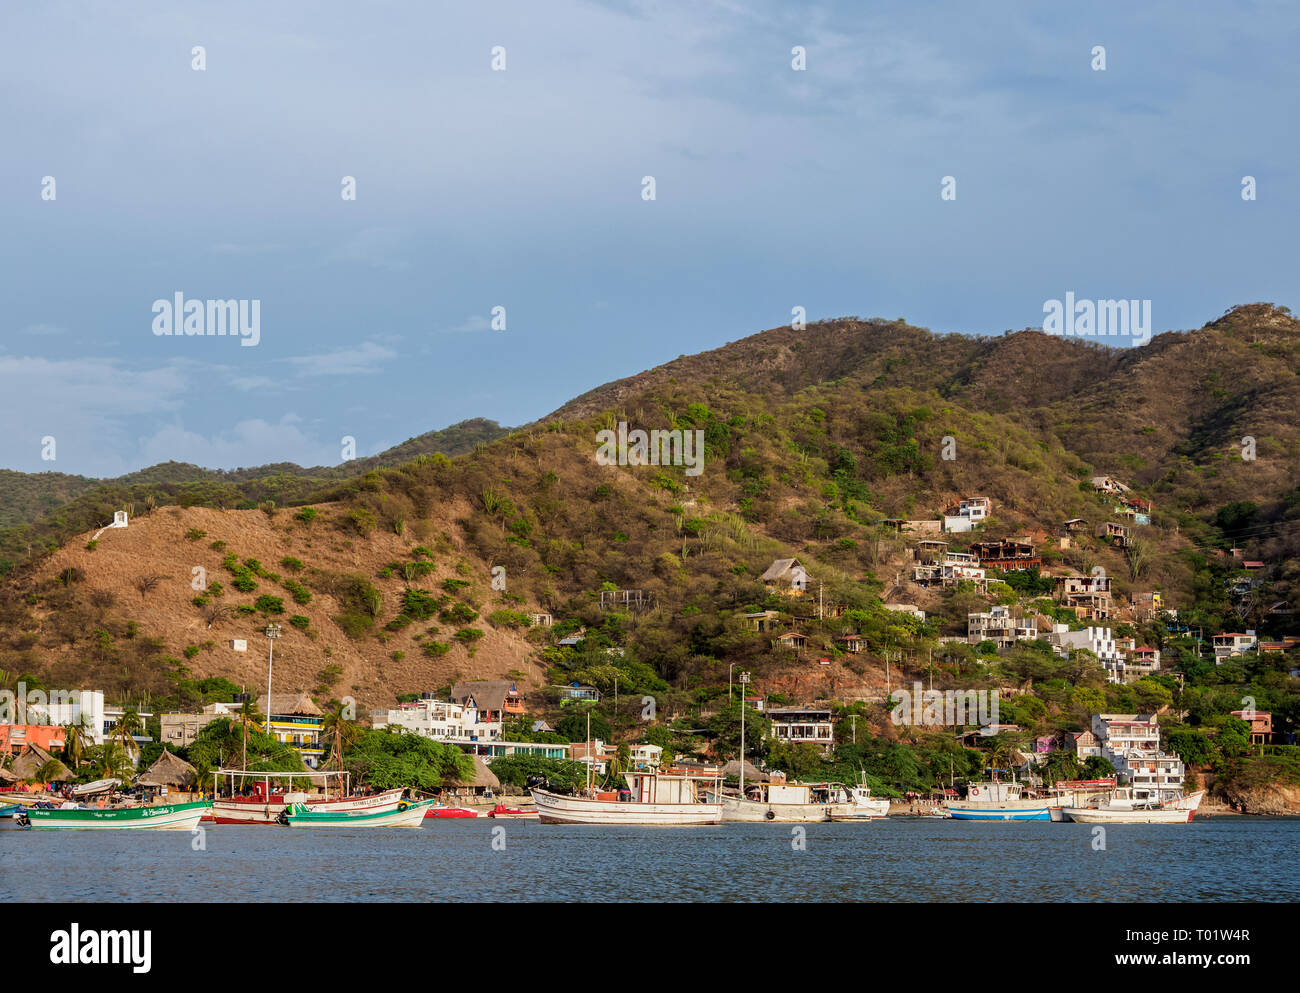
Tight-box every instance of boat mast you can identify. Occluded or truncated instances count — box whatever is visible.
[738,672,750,798]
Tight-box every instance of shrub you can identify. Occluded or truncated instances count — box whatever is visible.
[281,556,304,573]
[439,602,479,625]
[289,615,310,630]
[185,528,207,542]
[254,595,286,615]
[421,641,451,657]
[296,507,318,524]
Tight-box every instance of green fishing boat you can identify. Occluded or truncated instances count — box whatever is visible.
[18,800,209,831]
[281,798,433,828]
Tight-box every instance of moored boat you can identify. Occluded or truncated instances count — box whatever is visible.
[706,777,858,822]
[209,770,403,824]
[424,804,484,818]
[532,767,724,825]
[945,781,1050,821]
[17,800,209,831]
[1061,789,1204,824]
[281,798,434,828]
[488,804,539,819]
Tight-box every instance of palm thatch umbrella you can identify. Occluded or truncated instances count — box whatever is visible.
[722,759,768,783]
[10,744,73,782]
[136,749,199,789]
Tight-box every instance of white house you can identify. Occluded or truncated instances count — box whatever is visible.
[1090,714,1185,802]
[1047,625,1122,668]
[371,696,502,744]
[1212,631,1257,663]
[761,558,809,595]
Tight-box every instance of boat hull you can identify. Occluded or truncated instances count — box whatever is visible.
[945,800,1051,821]
[531,789,722,825]
[1062,807,1194,824]
[285,799,433,828]
[707,792,854,823]
[21,801,209,831]
[211,789,403,824]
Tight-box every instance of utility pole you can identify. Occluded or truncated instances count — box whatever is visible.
[738,672,751,797]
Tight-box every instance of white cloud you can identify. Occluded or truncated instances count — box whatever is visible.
[284,341,397,377]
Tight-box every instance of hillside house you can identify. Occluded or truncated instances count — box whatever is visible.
[1095,521,1131,547]
[1213,632,1257,663]
[913,539,948,562]
[1090,476,1132,496]
[1230,710,1274,745]
[883,518,943,535]
[450,680,527,721]
[1062,518,1089,533]
[745,610,783,633]
[372,695,503,744]
[967,605,1037,647]
[762,558,809,596]
[1047,625,1122,668]
[1130,591,1163,615]
[943,516,975,534]
[529,612,553,628]
[971,539,1041,571]
[552,684,601,705]
[1057,573,1113,620]
[775,632,809,651]
[883,602,926,622]
[1067,729,1102,760]
[835,634,866,654]
[768,707,834,752]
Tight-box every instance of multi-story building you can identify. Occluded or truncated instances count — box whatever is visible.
[967,605,1038,647]
[449,681,526,722]
[1090,714,1185,803]
[371,694,502,745]
[1047,625,1121,666]
[258,693,325,768]
[768,707,834,752]
[1230,710,1274,745]
[1056,574,1113,620]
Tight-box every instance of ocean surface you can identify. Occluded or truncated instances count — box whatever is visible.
[1,816,1295,902]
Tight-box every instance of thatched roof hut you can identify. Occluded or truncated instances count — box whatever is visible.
[448,756,500,791]
[9,744,73,783]
[0,766,20,783]
[722,759,769,783]
[137,750,198,789]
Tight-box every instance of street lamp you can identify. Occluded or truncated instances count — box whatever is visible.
[264,624,282,737]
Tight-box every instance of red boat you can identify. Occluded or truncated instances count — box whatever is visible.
[424,804,483,819]
[488,804,539,820]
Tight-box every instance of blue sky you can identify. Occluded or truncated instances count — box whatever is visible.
[2,0,1296,476]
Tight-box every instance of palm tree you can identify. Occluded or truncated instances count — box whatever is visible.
[62,717,95,771]
[32,759,69,786]
[321,701,361,774]
[92,744,134,781]
[111,708,144,766]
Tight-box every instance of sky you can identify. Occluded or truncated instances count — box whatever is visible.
[1,0,1297,477]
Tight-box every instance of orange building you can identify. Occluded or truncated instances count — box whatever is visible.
[0,724,67,755]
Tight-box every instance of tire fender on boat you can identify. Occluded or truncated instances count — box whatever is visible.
[765,810,776,820]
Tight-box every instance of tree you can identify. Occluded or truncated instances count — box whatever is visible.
[134,574,167,601]
[1081,755,1116,779]
[343,730,474,791]
[556,709,611,743]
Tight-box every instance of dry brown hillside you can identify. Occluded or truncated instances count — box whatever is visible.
[21,502,548,713]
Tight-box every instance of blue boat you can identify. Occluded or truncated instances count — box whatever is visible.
[945,781,1050,821]
[0,802,25,819]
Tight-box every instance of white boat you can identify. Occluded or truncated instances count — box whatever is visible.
[209,770,403,824]
[70,778,123,798]
[945,781,1050,821]
[846,775,890,818]
[706,778,859,822]
[532,768,723,825]
[1062,789,1204,824]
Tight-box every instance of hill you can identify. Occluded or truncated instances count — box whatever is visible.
[2,304,1297,744]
